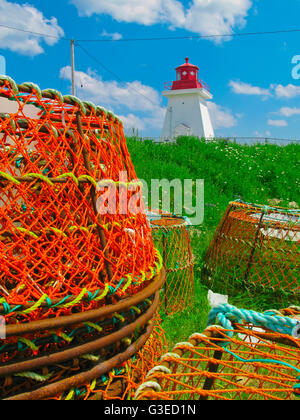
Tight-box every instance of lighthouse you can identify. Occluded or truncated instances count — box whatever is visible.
[161,57,215,141]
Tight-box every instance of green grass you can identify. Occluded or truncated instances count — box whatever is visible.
[126,136,300,346]
[159,281,210,347]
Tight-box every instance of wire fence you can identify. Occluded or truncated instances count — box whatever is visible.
[127,136,300,146]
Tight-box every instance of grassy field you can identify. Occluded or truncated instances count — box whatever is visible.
[126,137,300,346]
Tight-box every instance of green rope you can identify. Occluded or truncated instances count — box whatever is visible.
[42,88,64,104]
[14,371,53,382]
[63,95,86,115]
[20,82,42,100]
[0,75,122,125]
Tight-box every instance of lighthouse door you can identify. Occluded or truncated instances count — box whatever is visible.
[174,123,191,138]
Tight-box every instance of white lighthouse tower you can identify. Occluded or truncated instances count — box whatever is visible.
[161,57,215,141]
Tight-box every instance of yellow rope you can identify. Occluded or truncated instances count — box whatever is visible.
[18,337,39,352]
[21,294,49,315]
[84,322,103,333]
[0,171,21,185]
[122,275,133,293]
[94,283,110,302]
[113,313,125,323]
[57,288,88,309]
[1,250,163,315]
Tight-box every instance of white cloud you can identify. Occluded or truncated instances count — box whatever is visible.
[183,0,252,40]
[101,30,123,41]
[267,119,288,127]
[207,102,237,129]
[0,0,64,56]
[143,106,166,130]
[254,130,271,137]
[61,66,164,113]
[70,0,253,42]
[60,66,166,131]
[279,107,300,117]
[272,83,300,99]
[229,80,271,97]
[117,107,167,133]
[70,0,185,25]
[230,80,300,101]
[118,113,146,132]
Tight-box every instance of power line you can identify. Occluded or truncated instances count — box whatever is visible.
[76,43,126,83]
[76,43,159,108]
[0,22,159,108]
[0,23,71,41]
[77,28,300,43]
[0,23,300,43]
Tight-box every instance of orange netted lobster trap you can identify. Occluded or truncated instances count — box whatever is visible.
[203,201,299,296]
[0,75,161,320]
[135,304,300,400]
[0,75,165,400]
[149,214,194,315]
[0,280,165,400]
[47,314,167,401]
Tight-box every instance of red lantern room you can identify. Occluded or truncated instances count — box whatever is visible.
[164,57,210,92]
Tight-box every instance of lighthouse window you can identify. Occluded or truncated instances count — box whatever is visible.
[190,71,195,76]
[176,72,181,80]
[182,71,187,76]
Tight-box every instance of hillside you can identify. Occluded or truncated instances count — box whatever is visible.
[127,137,300,344]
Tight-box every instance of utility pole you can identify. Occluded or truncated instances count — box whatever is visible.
[71,39,76,96]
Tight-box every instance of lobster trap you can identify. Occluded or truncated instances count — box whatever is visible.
[0,76,165,400]
[203,201,299,296]
[49,313,168,401]
[135,305,300,400]
[150,215,194,315]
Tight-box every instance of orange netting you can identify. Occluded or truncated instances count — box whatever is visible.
[126,314,168,396]
[135,306,300,400]
[150,216,194,315]
[0,76,159,323]
[204,201,299,295]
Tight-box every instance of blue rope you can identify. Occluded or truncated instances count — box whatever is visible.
[208,304,300,397]
[208,304,298,338]
[233,199,299,214]
[222,347,300,397]
[223,346,300,372]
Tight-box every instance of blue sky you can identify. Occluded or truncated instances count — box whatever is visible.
[0,0,300,138]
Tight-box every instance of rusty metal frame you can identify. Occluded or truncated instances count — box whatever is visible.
[5,321,155,400]
[0,290,160,382]
[5,268,165,337]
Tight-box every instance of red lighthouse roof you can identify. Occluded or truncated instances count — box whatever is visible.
[164,57,210,92]
[176,57,199,71]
